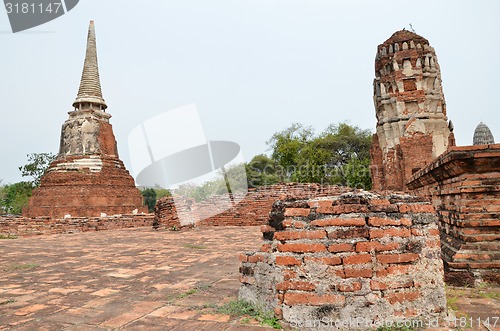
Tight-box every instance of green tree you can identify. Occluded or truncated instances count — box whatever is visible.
[267,123,314,181]
[141,188,157,213]
[266,122,372,189]
[153,185,171,199]
[2,182,34,215]
[245,154,281,188]
[342,157,372,190]
[19,153,56,186]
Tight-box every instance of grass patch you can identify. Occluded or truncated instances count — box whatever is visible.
[0,234,17,239]
[473,282,500,300]
[5,263,39,271]
[216,300,282,329]
[183,244,207,250]
[0,299,15,306]
[175,289,197,299]
[196,283,212,291]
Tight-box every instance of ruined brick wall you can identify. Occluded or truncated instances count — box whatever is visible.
[239,191,446,327]
[408,144,500,285]
[154,196,181,229]
[155,183,351,227]
[0,214,154,238]
[370,30,454,192]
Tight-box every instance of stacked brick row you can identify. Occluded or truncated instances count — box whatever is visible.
[154,196,181,229]
[155,183,350,227]
[239,191,446,327]
[0,214,154,237]
[408,144,500,285]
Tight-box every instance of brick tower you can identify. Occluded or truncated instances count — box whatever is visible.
[24,21,146,218]
[370,30,455,191]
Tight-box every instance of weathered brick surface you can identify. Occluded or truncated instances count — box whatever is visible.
[155,183,350,227]
[370,30,454,192]
[239,191,446,327]
[0,214,154,237]
[408,144,500,285]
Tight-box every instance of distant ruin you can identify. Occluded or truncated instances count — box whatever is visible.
[23,21,146,219]
[370,30,455,192]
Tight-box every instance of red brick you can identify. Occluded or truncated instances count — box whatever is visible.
[370,280,387,290]
[356,241,399,252]
[239,275,255,284]
[426,240,440,248]
[304,256,342,265]
[328,243,354,253]
[394,308,418,318]
[337,282,362,292]
[310,218,365,227]
[284,293,345,306]
[293,221,306,229]
[344,267,372,278]
[411,228,424,236]
[260,244,272,253]
[260,225,274,234]
[239,254,248,262]
[328,228,369,239]
[343,254,371,265]
[399,204,434,213]
[370,199,391,205]
[317,204,369,214]
[283,270,297,280]
[308,199,334,208]
[276,281,315,291]
[369,228,410,239]
[385,291,421,304]
[284,208,311,217]
[248,254,264,263]
[400,218,412,226]
[277,243,327,253]
[376,265,411,277]
[274,307,283,319]
[370,279,413,290]
[428,229,440,236]
[276,256,302,266]
[377,253,419,264]
[274,230,326,241]
[368,217,400,226]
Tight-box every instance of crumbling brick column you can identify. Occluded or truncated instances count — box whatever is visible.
[408,144,500,285]
[239,191,446,328]
[370,30,454,191]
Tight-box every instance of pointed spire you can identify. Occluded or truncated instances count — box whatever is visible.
[73,20,107,110]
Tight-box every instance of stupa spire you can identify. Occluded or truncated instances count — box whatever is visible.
[72,20,107,111]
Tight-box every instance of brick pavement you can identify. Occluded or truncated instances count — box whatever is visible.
[0,226,271,330]
[1,226,498,331]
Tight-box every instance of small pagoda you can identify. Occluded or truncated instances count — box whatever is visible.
[24,21,146,218]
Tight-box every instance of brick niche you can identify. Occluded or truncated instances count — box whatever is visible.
[239,191,446,327]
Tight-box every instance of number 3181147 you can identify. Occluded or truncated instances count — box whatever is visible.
[5,2,62,14]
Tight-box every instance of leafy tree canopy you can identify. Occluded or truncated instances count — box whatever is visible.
[265,122,372,189]
[19,153,56,186]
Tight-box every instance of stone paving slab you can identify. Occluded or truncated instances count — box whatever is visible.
[0,226,498,331]
[0,226,271,330]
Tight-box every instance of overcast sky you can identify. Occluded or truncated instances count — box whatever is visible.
[1,0,498,184]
